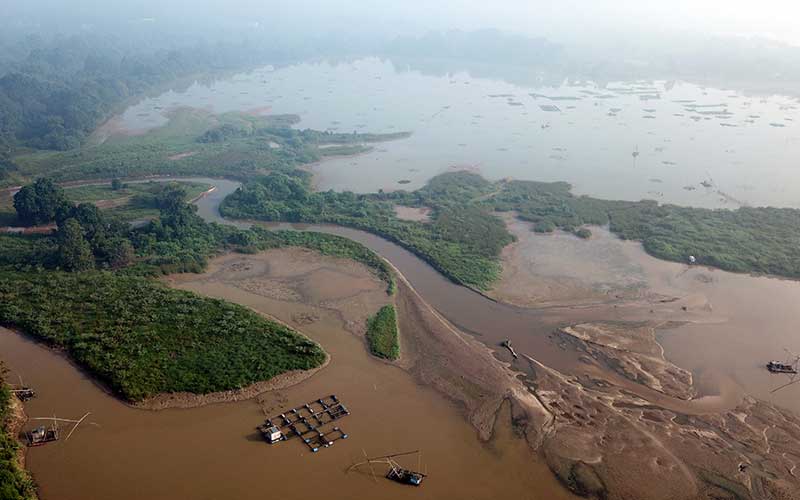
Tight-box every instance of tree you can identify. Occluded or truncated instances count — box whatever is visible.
[56,218,94,271]
[13,178,70,225]
[107,238,135,268]
[111,178,123,191]
[156,183,197,234]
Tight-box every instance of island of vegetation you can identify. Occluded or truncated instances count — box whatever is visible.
[0,174,395,403]
[365,304,399,360]
[222,170,800,290]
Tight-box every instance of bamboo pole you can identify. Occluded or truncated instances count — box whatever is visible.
[66,412,91,441]
[29,417,82,423]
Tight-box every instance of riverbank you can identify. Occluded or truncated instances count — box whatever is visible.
[0,373,37,500]
[0,243,579,500]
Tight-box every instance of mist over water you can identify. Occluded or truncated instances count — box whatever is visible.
[118,58,800,208]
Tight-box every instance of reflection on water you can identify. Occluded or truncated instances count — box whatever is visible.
[116,58,800,208]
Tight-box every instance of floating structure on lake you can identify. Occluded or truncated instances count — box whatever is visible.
[258,394,349,453]
[767,360,798,374]
[12,387,36,402]
[348,450,427,487]
[10,376,36,402]
[27,420,59,447]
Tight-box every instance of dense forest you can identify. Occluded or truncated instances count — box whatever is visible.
[0,177,395,401]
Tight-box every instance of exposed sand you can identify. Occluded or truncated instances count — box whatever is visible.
[481,213,800,497]
[6,393,29,469]
[392,205,431,222]
[166,151,197,161]
[488,215,649,307]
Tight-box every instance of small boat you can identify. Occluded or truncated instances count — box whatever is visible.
[27,424,59,447]
[12,387,36,402]
[767,361,798,374]
[348,450,426,487]
[387,466,426,486]
[500,339,518,359]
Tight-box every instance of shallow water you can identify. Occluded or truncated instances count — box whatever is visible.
[115,58,800,208]
[194,178,800,414]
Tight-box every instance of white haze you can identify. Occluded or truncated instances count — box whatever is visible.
[4,0,800,46]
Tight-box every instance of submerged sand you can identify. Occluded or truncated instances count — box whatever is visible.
[481,215,800,498]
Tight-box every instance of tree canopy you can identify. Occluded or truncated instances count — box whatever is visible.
[12,177,69,225]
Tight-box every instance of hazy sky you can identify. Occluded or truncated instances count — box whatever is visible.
[4,0,800,45]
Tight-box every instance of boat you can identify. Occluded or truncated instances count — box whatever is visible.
[27,424,59,447]
[386,466,426,486]
[12,387,36,402]
[348,450,427,487]
[500,339,518,359]
[767,361,798,374]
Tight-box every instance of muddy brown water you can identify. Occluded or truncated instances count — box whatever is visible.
[1,252,573,500]
[6,177,800,499]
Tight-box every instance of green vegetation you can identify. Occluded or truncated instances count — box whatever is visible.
[8,108,409,188]
[487,178,800,278]
[12,178,69,225]
[223,169,800,287]
[0,368,36,500]
[221,171,512,289]
[365,305,399,360]
[0,177,396,405]
[64,181,212,222]
[0,271,325,401]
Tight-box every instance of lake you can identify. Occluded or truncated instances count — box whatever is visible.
[117,57,800,208]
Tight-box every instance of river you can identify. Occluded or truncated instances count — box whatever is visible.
[6,173,800,499]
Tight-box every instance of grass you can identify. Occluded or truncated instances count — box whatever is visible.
[365,305,399,360]
[64,181,212,222]
[7,109,408,188]
[220,172,512,290]
[0,270,326,401]
[223,169,800,288]
[0,371,37,500]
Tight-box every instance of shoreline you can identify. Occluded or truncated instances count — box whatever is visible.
[133,356,330,411]
[8,390,29,469]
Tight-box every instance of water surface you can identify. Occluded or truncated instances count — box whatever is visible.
[117,58,800,208]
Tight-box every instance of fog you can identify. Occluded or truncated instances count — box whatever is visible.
[4,0,800,47]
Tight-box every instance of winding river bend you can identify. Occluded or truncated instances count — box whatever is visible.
[194,177,800,415]
[5,175,800,499]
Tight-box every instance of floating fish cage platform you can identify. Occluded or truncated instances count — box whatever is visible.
[258,394,350,453]
[12,387,36,402]
[767,361,798,374]
[27,426,59,447]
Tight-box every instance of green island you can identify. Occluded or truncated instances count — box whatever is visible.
[223,170,800,289]
[0,370,36,500]
[221,171,513,289]
[366,305,400,360]
[0,271,325,401]
[0,155,396,402]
